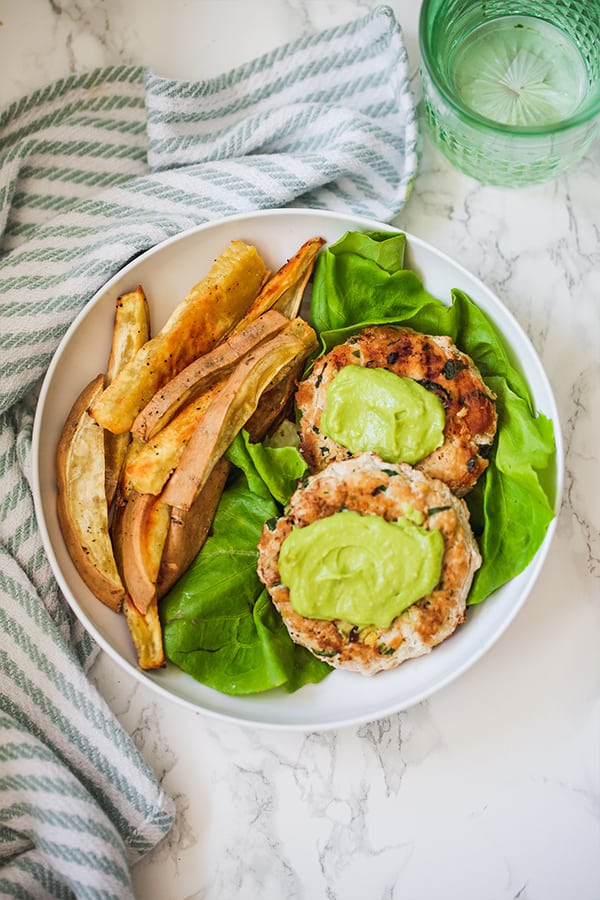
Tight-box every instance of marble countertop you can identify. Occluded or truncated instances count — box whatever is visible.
[2,1,599,898]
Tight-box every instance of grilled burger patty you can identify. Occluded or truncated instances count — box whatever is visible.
[257,453,481,675]
[296,324,497,496]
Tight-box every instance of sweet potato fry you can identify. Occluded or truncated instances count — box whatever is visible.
[161,318,318,511]
[156,457,231,599]
[91,240,268,435]
[123,595,165,670]
[120,491,172,614]
[118,459,231,615]
[105,286,151,383]
[56,375,125,612]
[104,286,151,506]
[131,308,289,443]
[243,316,321,440]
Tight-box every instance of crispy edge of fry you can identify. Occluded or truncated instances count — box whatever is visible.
[230,236,325,334]
[56,374,125,612]
[106,286,151,383]
[156,457,231,599]
[123,594,166,670]
[131,308,289,443]
[161,321,317,511]
[90,240,268,435]
[105,286,151,507]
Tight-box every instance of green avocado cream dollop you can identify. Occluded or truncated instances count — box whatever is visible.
[320,366,445,464]
[278,510,445,628]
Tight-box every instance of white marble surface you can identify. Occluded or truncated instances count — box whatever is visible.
[2,1,599,898]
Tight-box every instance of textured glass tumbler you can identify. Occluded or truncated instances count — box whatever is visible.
[419,0,600,186]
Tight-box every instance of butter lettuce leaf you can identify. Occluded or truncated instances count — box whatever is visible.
[467,377,555,602]
[312,232,442,336]
[311,230,557,604]
[228,428,307,505]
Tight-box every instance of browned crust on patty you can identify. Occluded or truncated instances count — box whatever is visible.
[296,325,497,496]
[257,453,481,675]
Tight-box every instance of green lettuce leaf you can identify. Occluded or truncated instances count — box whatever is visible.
[467,377,556,602]
[160,433,329,695]
[310,230,557,604]
[228,428,308,505]
[311,231,443,336]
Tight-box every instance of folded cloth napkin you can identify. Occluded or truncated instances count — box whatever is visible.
[0,5,417,897]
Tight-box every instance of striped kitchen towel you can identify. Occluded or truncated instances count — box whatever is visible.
[0,5,417,898]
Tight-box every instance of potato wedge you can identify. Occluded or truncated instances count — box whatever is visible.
[231,236,325,333]
[162,318,318,511]
[124,379,226,496]
[105,286,151,383]
[156,457,231,599]
[105,286,151,506]
[91,240,268,435]
[131,308,289,443]
[120,491,172,614]
[56,374,125,612]
[123,595,165,670]
[118,458,231,613]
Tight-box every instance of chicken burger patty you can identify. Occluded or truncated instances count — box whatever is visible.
[296,324,497,496]
[257,452,481,675]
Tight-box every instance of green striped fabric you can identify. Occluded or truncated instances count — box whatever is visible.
[0,6,416,896]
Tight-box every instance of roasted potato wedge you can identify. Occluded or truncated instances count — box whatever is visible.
[123,595,165,670]
[118,460,231,613]
[105,286,151,506]
[162,318,318,510]
[156,457,231,599]
[91,240,268,435]
[56,374,125,612]
[120,491,172,614]
[105,285,151,383]
[131,308,289,443]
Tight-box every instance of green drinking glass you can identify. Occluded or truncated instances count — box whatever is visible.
[419,0,600,186]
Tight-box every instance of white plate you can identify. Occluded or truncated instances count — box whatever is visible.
[32,209,563,731]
